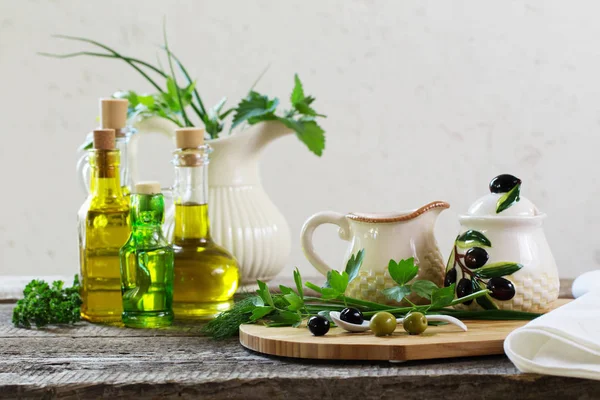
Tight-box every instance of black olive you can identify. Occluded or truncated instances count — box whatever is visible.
[307,316,330,336]
[456,278,473,305]
[464,247,489,269]
[489,174,521,193]
[444,268,457,287]
[340,307,364,325]
[487,277,516,301]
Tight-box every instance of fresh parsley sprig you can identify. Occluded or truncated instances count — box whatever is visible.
[231,74,326,156]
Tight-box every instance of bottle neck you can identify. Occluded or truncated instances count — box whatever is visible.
[116,134,131,191]
[130,193,167,245]
[89,149,124,201]
[172,146,211,242]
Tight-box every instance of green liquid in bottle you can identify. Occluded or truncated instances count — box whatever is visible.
[120,189,174,328]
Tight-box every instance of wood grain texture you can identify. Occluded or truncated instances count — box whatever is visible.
[0,295,597,398]
[240,300,571,361]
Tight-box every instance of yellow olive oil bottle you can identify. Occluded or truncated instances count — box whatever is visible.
[171,128,239,320]
[78,129,131,323]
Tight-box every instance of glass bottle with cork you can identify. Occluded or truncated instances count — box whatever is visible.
[120,181,174,328]
[77,99,135,195]
[78,129,131,323]
[171,127,240,319]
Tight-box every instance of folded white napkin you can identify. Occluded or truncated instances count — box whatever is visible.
[504,291,600,381]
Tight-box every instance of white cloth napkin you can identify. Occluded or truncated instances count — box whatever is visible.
[504,291,600,381]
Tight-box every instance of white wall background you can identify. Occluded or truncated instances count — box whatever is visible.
[1,0,599,281]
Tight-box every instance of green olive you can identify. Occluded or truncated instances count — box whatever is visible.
[402,312,428,335]
[369,311,397,336]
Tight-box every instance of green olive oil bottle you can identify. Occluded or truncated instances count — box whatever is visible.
[119,182,174,328]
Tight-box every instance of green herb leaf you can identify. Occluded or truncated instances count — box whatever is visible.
[496,183,521,213]
[474,262,523,279]
[320,287,342,300]
[388,258,419,286]
[345,249,365,283]
[250,306,275,321]
[411,280,439,300]
[231,91,279,130]
[305,281,323,294]
[256,280,274,307]
[268,310,302,325]
[293,268,304,299]
[279,118,325,156]
[382,285,412,302]
[456,230,492,249]
[283,292,304,311]
[431,284,456,308]
[290,73,305,105]
[473,280,499,310]
[326,270,349,294]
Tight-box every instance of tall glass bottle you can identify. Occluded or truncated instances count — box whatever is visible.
[171,128,240,319]
[78,129,131,323]
[120,182,174,328]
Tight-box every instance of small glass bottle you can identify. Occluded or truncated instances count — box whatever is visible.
[120,182,174,328]
[171,127,240,319]
[78,129,131,323]
[77,99,135,195]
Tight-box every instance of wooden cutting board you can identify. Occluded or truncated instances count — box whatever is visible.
[239,299,570,361]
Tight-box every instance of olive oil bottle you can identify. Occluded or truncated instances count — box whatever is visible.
[171,128,239,319]
[120,182,174,328]
[78,129,131,323]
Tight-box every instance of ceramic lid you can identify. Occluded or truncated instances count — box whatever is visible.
[464,174,540,217]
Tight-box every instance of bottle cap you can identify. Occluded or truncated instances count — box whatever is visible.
[175,127,205,149]
[134,181,162,195]
[100,99,128,131]
[93,129,116,150]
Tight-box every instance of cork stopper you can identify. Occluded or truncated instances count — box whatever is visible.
[175,127,205,149]
[134,181,162,195]
[93,129,116,150]
[100,99,128,131]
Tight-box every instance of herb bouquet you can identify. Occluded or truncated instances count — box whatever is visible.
[203,250,541,339]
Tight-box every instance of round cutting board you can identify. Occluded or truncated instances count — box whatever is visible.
[239,300,569,361]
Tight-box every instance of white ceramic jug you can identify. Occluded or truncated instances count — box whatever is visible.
[125,117,293,287]
[300,201,450,304]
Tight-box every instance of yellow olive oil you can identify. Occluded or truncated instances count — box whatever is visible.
[172,203,239,319]
[78,130,130,323]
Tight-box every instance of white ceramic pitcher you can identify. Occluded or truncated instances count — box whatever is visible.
[82,116,293,287]
[300,201,450,304]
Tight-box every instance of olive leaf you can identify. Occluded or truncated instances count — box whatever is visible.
[474,262,523,279]
[496,183,521,213]
[473,280,498,310]
[456,230,492,249]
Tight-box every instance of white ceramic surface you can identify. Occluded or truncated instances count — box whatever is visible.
[131,117,292,286]
[453,214,559,312]
[301,202,450,304]
[572,269,600,298]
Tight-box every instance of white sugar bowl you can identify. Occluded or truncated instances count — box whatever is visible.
[445,175,559,313]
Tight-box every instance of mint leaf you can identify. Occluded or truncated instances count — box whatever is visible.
[411,280,439,300]
[327,270,349,294]
[250,306,274,321]
[256,280,274,307]
[431,284,455,308]
[290,73,305,105]
[388,258,419,286]
[382,286,411,302]
[345,249,365,283]
[280,118,325,156]
[293,268,304,299]
[231,91,279,130]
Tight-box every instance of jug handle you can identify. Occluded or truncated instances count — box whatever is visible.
[300,211,351,276]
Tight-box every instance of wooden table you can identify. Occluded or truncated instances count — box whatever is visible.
[0,279,598,399]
